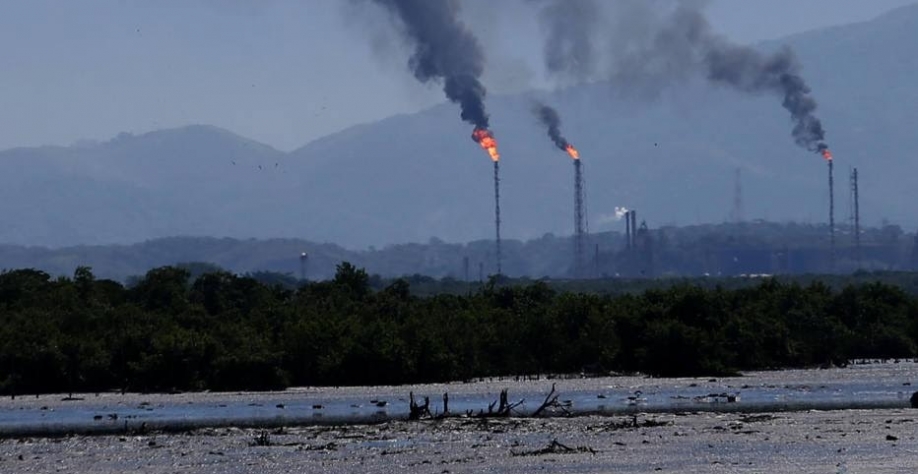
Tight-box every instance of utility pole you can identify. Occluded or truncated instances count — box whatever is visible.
[299,252,309,281]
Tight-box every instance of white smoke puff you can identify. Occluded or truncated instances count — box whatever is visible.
[595,207,630,226]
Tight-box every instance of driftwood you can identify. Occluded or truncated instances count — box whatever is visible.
[407,384,566,421]
[603,415,672,432]
[470,388,524,418]
[250,431,272,447]
[439,392,449,418]
[531,383,570,417]
[511,439,597,456]
[408,392,432,420]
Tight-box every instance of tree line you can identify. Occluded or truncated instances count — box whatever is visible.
[1,264,917,395]
[2,220,917,283]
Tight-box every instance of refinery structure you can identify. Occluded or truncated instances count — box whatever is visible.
[366,0,847,280]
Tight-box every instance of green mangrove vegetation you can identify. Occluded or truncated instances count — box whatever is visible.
[1,263,918,395]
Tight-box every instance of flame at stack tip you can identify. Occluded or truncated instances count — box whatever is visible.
[565,144,580,160]
[472,127,500,162]
[822,149,834,162]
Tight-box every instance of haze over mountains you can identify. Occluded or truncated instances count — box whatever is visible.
[1,4,917,250]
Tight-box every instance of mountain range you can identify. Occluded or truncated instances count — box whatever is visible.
[1,4,917,253]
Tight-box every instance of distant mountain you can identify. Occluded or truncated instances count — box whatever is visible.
[2,5,918,251]
[0,125,294,246]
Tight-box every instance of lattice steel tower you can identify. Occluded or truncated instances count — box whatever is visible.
[573,159,585,278]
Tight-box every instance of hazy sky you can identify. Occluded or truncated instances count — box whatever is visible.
[0,0,915,151]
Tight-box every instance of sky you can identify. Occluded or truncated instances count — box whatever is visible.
[0,0,915,152]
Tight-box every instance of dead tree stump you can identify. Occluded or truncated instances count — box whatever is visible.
[408,391,432,420]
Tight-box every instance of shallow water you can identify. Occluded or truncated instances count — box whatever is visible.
[2,362,918,473]
[2,360,916,437]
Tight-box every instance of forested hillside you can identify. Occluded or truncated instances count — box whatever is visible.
[0,221,915,282]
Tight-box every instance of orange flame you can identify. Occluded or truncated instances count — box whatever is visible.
[822,149,833,161]
[565,144,580,160]
[472,128,500,162]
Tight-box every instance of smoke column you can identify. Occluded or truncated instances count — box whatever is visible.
[534,0,602,80]
[705,42,828,153]
[533,101,586,277]
[367,0,490,130]
[533,102,571,152]
[365,0,502,272]
[654,4,827,153]
[533,1,830,154]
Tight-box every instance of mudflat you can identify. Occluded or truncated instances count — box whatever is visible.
[2,363,917,472]
[1,409,916,473]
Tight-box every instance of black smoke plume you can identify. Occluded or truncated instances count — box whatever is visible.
[534,0,602,80]
[641,4,827,152]
[367,0,490,129]
[675,5,829,153]
[705,42,828,152]
[535,1,829,153]
[533,101,570,151]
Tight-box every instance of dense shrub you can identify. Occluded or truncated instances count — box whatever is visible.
[2,264,918,394]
